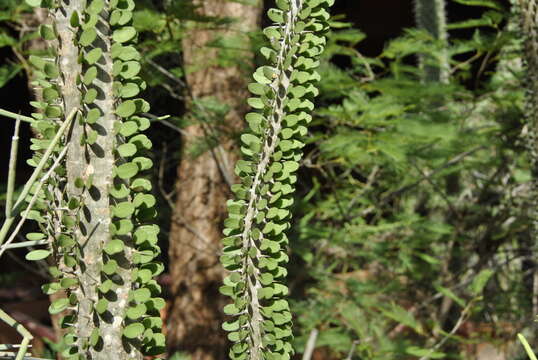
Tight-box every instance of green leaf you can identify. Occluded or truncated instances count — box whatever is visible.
[405,346,445,359]
[79,28,97,46]
[99,279,114,293]
[83,88,98,104]
[113,202,135,218]
[116,100,137,117]
[86,129,98,145]
[43,87,59,101]
[0,64,22,88]
[248,83,266,95]
[253,70,272,85]
[126,304,147,319]
[123,323,144,339]
[131,178,152,191]
[434,284,466,308]
[42,282,61,295]
[49,298,69,314]
[102,259,118,275]
[58,234,75,248]
[129,135,152,150]
[117,143,137,157]
[85,48,103,65]
[451,0,503,10]
[224,303,240,315]
[518,334,538,360]
[116,162,139,179]
[113,26,137,43]
[26,232,45,241]
[86,108,101,124]
[283,161,299,173]
[44,63,60,78]
[120,61,141,79]
[39,25,56,40]
[90,328,100,347]
[247,97,264,109]
[119,121,138,136]
[110,183,130,198]
[95,298,108,314]
[267,8,284,23]
[120,82,140,98]
[70,11,80,27]
[113,219,134,235]
[133,193,156,208]
[132,287,151,303]
[26,249,50,261]
[136,268,153,283]
[25,0,42,7]
[222,320,239,331]
[87,0,105,14]
[469,269,494,295]
[104,239,124,255]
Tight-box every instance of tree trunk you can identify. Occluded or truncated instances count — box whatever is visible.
[166,1,262,359]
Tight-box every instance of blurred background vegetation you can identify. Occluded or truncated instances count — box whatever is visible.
[0,0,536,359]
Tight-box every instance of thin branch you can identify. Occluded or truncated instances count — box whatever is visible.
[0,146,68,258]
[0,108,77,247]
[146,58,187,87]
[417,301,473,360]
[1,240,48,250]
[0,308,33,360]
[0,108,35,123]
[361,146,484,217]
[301,328,319,360]
[12,109,77,212]
[6,118,21,218]
[344,340,360,360]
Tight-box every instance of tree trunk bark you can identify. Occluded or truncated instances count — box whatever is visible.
[166,1,262,359]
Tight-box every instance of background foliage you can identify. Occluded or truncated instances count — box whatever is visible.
[1,0,537,359]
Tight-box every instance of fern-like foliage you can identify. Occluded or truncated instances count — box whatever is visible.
[219,0,333,359]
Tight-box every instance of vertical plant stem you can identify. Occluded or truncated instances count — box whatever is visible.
[302,329,319,360]
[414,0,449,83]
[6,118,21,218]
[58,0,138,356]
